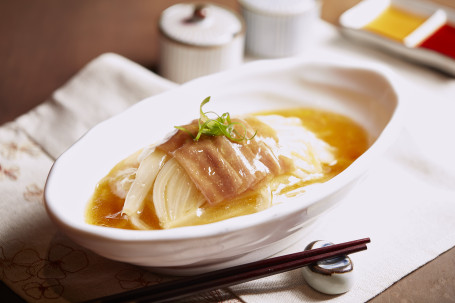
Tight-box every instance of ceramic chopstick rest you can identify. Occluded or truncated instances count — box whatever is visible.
[158,3,245,84]
[238,0,318,58]
[301,240,355,294]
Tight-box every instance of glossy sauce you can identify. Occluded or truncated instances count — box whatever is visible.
[363,6,427,42]
[86,108,369,230]
[419,23,455,59]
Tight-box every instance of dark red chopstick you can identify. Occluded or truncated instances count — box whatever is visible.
[84,237,370,303]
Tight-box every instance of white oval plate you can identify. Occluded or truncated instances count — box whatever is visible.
[44,57,401,275]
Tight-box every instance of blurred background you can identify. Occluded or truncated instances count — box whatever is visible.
[1,0,453,125]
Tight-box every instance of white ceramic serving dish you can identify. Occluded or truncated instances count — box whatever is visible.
[339,0,455,76]
[44,57,402,275]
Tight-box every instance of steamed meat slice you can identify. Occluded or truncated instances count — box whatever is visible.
[157,117,293,204]
[168,136,277,204]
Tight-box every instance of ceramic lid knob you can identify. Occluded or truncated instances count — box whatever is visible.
[159,3,243,47]
[301,240,355,295]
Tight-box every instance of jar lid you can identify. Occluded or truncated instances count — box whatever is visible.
[159,3,243,47]
[238,0,315,16]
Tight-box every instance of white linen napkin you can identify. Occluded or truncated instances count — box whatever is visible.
[1,25,455,303]
[0,53,182,303]
[15,53,177,159]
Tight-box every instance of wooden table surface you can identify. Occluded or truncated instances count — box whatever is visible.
[1,0,454,302]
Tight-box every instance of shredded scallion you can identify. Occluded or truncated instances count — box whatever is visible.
[175,97,256,142]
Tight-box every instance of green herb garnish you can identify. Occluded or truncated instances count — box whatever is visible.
[175,97,256,142]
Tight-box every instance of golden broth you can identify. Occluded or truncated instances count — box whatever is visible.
[86,108,369,230]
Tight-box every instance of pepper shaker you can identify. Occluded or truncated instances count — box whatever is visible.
[159,3,245,83]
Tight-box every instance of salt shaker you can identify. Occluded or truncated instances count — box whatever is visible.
[238,0,318,58]
[158,3,245,84]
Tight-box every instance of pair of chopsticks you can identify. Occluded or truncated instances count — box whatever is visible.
[85,237,370,303]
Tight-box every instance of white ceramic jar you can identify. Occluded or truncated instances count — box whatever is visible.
[239,0,318,58]
[159,3,245,83]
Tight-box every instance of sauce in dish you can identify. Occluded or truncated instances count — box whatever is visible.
[363,5,427,42]
[86,100,369,230]
[418,23,455,59]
